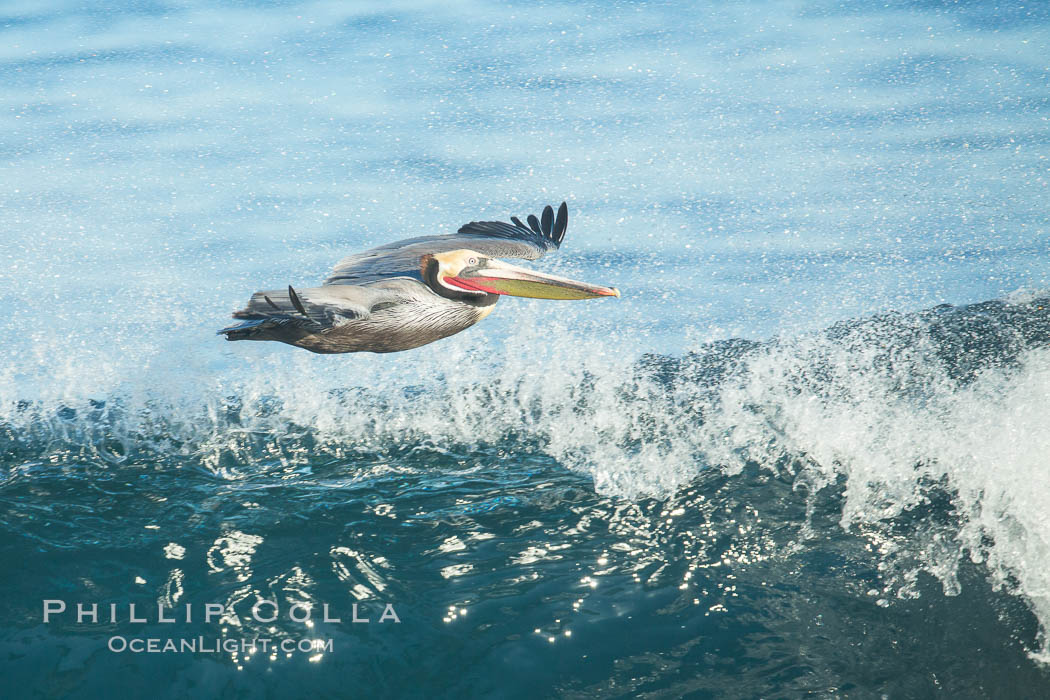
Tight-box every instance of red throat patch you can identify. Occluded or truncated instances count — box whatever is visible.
[443,276,499,295]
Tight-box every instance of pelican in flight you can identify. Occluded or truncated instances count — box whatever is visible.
[218,202,619,353]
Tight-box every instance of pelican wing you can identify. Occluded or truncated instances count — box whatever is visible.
[325,202,568,285]
[220,278,424,335]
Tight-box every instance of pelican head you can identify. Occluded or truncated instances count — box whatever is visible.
[423,250,620,300]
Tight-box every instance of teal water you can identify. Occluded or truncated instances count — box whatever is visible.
[2,1,1050,697]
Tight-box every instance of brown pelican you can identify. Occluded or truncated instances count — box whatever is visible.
[218,202,619,353]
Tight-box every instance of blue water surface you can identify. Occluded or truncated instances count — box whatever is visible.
[2,1,1050,697]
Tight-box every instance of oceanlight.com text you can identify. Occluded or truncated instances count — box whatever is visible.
[107,636,334,654]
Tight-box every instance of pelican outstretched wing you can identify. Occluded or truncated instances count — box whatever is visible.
[325,202,568,286]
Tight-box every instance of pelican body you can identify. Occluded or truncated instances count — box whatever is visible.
[218,203,618,353]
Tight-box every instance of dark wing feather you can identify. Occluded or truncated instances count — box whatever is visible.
[325,202,568,286]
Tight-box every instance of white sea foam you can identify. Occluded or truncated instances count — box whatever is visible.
[4,294,1050,656]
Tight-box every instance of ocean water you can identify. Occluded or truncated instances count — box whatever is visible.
[2,0,1050,697]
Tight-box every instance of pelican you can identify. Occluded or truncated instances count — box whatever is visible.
[218,202,619,353]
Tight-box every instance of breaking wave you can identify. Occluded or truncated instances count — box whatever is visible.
[3,292,1050,658]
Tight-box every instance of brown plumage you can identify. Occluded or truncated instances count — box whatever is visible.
[218,203,618,354]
